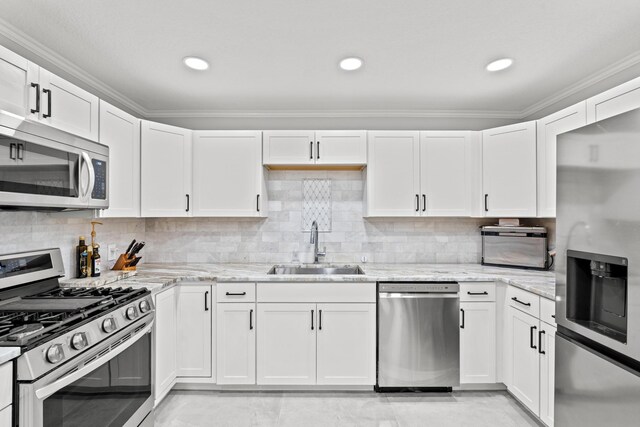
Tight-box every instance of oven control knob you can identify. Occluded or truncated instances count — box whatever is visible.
[46,344,65,364]
[102,317,117,333]
[125,306,139,320]
[139,300,151,313]
[70,332,89,350]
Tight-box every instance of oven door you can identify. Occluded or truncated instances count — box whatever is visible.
[19,315,154,427]
[0,125,108,210]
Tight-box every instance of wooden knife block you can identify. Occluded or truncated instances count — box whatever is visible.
[112,253,139,271]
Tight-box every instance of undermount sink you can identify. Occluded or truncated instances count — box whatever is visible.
[267,265,365,275]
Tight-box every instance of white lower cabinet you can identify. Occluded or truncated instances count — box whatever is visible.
[316,303,376,385]
[508,307,540,413]
[154,287,177,406]
[539,323,556,427]
[257,303,316,385]
[217,302,256,385]
[176,285,213,379]
[460,301,496,384]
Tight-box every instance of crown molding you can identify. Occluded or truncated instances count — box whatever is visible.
[0,17,148,117]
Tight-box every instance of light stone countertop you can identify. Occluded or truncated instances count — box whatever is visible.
[0,347,20,365]
[61,263,555,300]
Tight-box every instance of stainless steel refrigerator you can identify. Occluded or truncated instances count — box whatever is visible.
[555,107,640,426]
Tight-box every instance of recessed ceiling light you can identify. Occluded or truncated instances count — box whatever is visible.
[486,58,513,72]
[183,56,209,71]
[339,57,363,71]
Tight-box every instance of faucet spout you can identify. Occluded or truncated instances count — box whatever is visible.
[310,221,326,264]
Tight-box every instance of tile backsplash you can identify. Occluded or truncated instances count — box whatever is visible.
[0,170,556,277]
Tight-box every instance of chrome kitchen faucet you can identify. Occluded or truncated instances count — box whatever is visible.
[310,220,326,263]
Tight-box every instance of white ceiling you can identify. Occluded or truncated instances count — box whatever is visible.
[2,0,640,118]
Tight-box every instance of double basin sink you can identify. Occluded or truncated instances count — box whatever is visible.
[267,265,365,275]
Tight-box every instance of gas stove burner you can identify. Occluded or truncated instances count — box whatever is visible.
[7,323,44,341]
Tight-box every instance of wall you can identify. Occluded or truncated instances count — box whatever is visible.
[0,171,556,276]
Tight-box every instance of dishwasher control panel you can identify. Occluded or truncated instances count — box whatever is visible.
[378,282,459,293]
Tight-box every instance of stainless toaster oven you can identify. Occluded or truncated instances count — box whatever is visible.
[481,226,548,270]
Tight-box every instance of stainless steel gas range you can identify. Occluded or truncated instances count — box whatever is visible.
[0,248,155,427]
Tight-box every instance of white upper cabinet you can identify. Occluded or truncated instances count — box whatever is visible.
[192,131,266,217]
[37,68,99,141]
[0,45,38,123]
[141,120,192,217]
[98,101,140,218]
[586,75,640,124]
[482,121,537,217]
[263,130,366,166]
[315,130,367,165]
[263,130,315,165]
[420,131,474,216]
[536,102,586,218]
[365,131,420,216]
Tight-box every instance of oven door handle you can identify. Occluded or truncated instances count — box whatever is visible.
[35,319,154,401]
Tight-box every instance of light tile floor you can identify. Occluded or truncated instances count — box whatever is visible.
[155,390,541,427]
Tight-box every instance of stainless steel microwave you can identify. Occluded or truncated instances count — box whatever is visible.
[481,226,548,270]
[0,115,108,210]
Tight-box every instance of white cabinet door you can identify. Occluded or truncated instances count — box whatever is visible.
[0,44,38,122]
[366,131,420,216]
[536,102,586,218]
[154,287,177,406]
[315,130,367,165]
[257,303,316,385]
[482,121,537,217]
[508,307,540,416]
[539,324,556,427]
[420,131,473,216]
[177,285,212,378]
[141,120,192,217]
[0,405,10,426]
[217,303,256,385]
[459,302,496,384]
[316,303,376,385]
[98,101,140,218]
[38,68,99,141]
[587,75,640,124]
[192,131,265,217]
[263,130,315,165]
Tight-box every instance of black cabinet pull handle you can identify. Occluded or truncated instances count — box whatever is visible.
[316,141,320,160]
[415,194,419,212]
[204,291,209,311]
[467,291,489,295]
[9,143,16,160]
[256,194,260,212]
[225,292,246,296]
[512,297,531,307]
[311,309,314,330]
[538,330,546,354]
[43,88,52,118]
[484,194,489,212]
[319,310,322,330]
[460,308,465,329]
[17,143,24,160]
[551,314,556,319]
[249,309,253,330]
[185,194,190,212]
[530,325,537,349]
[30,82,40,113]
[310,141,313,160]
[422,194,426,212]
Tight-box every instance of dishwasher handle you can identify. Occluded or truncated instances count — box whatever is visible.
[379,292,459,299]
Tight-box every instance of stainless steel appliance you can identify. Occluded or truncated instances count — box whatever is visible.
[0,114,108,210]
[555,108,640,426]
[0,248,154,427]
[481,226,548,269]
[377,282,460,390]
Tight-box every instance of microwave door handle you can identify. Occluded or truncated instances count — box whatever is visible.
[80,152,95,198]
[35,319,154,401]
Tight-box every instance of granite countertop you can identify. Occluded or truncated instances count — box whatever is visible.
[0,347,20,365]
[61,263,555,300]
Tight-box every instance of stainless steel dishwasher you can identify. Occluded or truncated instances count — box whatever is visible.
[377,282,460,391]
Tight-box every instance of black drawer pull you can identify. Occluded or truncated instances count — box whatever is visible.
[31,82,40,113]
[512,297,531,307]
[9,143,16,160]
[256,194,260,212]
[225,292,247,296]
[311,309,314,331]
[43,88,52,118]
[415,194,419,212]
[484,194,489,212]
[310,141,313,159]
[204,291,209,311]
[319,310,322,330]
[460,308,465,329]
[249,309,253,330]
[538,330,546,354]
[467,291,489,296]
[530,326,537,350]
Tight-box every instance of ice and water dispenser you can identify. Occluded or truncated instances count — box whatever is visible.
[566,250,628,343]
